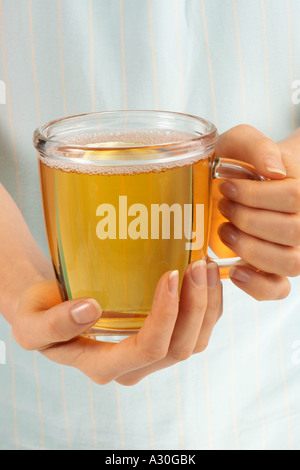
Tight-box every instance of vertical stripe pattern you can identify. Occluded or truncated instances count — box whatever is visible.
[0,0,299,450]
[0,0,22,208]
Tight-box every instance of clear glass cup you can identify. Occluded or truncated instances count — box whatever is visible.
[34,110,264,342]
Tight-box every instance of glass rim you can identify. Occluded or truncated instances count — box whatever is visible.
[33,110,218,167]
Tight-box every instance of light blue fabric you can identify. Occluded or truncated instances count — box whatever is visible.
[0,0,300,450]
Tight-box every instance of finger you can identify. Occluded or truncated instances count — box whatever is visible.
[13,281,102,351]
[216,125,286,179]
[194,262,223,353]
[133,269,180,359]
[229,266,291,301]
[218,197,300,247]
[42,271,180,385]
[218,178,300,213]
[116,261,209,384]
[117,262,222,385]
[166,260,208,361]
[218,222,300,277]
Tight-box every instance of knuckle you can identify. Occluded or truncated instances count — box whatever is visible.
[234,124,257,135]
[289,182,300,212]
[277,279,292,300]
[287,215,300,246]
[252,136,277,156]
[116,376,142,387]
[169,347,193,362]
[272,280,292,300]
[243,183,260,208]
[252,277,291,301]
[45,313,65,342]
[206,296,222,315]
[194,340,209,354]
[141,346,168,363]
[219,125,251,147]
[90,374,114,386]
[285,249,300,277]
[12,320,34,351]
[251,291,272,302]
[233,206,251,233]
[236,233,255,260]
[203,315,217,332]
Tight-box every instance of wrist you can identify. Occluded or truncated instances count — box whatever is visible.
[0,258,55,326]
[0,184,56,325]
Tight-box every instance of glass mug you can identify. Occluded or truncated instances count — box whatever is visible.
[34,111,264,342]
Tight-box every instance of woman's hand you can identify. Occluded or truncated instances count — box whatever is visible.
[210,124,300,300]
[12,260,222,386]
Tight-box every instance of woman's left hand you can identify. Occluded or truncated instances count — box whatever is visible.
[211,124,300,300]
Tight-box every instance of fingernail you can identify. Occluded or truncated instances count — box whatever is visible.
[207,263,220,288]
[219,224,239,246]
[229,267,251,283]
[70,299,102,325]
[168,270,179,296]
[191,260,207,287]
[218,181,238,199]
[218,198,235,219]
[264,157,287,176]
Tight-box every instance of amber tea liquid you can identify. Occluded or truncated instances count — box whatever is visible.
[39,129,212,333]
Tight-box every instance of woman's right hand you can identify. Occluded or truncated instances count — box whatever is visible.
[12,260,223,386]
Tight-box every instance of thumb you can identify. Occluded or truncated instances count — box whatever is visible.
[14,286,102,351]
[216,124,287,180]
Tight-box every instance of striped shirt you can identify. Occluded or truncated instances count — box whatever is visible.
[0,0,300,450]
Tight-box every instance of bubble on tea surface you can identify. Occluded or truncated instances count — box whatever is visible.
[38,129,210,175]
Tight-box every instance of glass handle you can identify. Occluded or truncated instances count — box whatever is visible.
[212,157,266,182]
[210,157,266,279]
